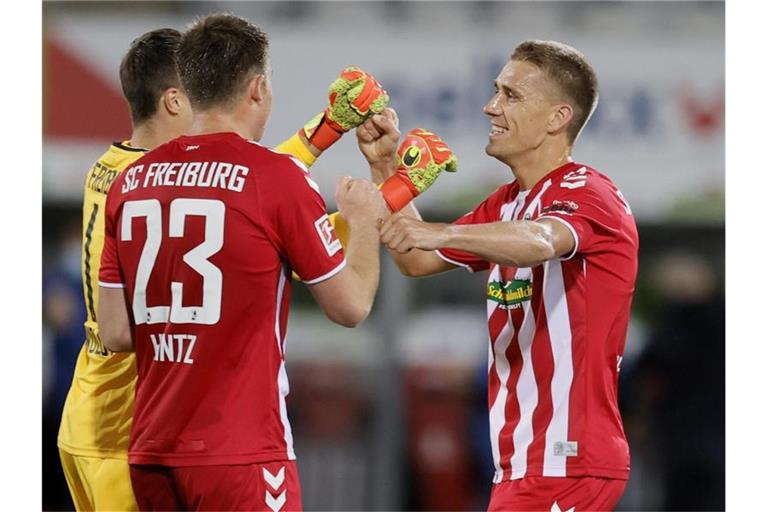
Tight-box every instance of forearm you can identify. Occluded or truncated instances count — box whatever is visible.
[380,204,455,277]
[441,221,557,268]
[383,203,430,276]
[102,328,134,353]
[97,287,135,352]
[343,220,381,316]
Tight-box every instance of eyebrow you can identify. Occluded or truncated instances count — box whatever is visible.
[495,81,523,98]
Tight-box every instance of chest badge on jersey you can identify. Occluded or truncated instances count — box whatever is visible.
[487,279,532,309]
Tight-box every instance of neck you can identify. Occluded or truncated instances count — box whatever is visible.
[507,142,573,190]
[188,108,256,141]
[129,121,169,151]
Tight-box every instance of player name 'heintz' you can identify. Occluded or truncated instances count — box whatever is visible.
[122,161,250,194]
[150,333,197,365]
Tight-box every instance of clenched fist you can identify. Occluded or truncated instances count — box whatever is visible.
[335,176,387,227]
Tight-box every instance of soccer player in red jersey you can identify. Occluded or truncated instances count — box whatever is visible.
[97,14,386,510]
[358,41,638,511]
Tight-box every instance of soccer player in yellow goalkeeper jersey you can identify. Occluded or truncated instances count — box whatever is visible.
[57,28,191,512]
[57,24,389,511]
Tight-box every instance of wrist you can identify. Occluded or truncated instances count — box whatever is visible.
[379,171,419,212]
[302,112,343,152]
[369,155,399,185]
[436,223,455,249]
[346,214,381,237]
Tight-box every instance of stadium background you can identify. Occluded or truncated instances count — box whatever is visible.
[41,1,724,510]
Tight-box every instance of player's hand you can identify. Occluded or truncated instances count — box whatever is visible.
[379,128,458,212]
[379,213,449,253]
[302,67,389,152]
[335,176,387,228]
[357,108,401,183]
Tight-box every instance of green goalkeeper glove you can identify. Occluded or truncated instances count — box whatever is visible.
[379,128,458,211]
[301,66,389,151]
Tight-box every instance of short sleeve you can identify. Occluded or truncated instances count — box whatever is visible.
[436,186,510,273]
[261,156,346,284]
[537,176,624,259]
[99,187,125,288]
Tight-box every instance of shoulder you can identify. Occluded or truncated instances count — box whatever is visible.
[243,141,323,198]
[546,164,619,199]
[244,141,314,180]
[87,143,143,176]
[541,164,629,222]
[242,141,308,172]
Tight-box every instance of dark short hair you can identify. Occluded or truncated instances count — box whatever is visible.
[511,40,598,144]
[177,14,269,110]
[119,28,182,125]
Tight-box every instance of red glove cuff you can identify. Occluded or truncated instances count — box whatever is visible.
[302,117,343,152]
[380,170,420,212]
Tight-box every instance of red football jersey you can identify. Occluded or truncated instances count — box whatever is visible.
[437,162,638,482]
[99,132,346,466]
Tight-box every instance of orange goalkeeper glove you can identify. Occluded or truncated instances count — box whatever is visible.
[379,128,458,212]
[301,66,389,151]
[323,128,458,252]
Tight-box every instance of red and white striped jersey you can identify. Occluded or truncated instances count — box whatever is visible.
[437,162,638,482]
[99,132,345,466]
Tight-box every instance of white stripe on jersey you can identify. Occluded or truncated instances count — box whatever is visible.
[274,267,296,459]
[523,179,552,219]
[488,266,514,484]
[277,361,296,460]
[303,175,321,194]
[542,260,574,476]
[489,318,515,484]
[275,267,287,355]
[489,190,534,482]
[509,267,538,480]
[288,155,310,174]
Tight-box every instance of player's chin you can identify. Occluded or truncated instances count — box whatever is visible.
[485,140,501,158]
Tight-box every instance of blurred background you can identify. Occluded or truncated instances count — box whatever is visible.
[42,1,724,510]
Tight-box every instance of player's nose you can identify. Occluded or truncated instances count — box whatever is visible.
[483,93,502,116]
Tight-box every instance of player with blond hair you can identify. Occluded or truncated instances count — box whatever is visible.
[359,40,638,511]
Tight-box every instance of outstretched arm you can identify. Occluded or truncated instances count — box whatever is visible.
[379,215,576,269]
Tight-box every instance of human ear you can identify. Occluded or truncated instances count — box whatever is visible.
[549,103,574,135]
[248,74,268,105]
[162,88,184,116]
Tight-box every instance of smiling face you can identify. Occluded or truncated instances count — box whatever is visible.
[483,60,564,165]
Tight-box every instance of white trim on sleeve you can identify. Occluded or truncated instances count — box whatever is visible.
[538,215,579,261]
[435,249,475,273]
[98,281,125,289]
[302,259,347,285]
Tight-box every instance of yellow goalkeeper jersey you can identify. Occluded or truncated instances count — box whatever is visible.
[57,135,317,457]
[57,141,147,457]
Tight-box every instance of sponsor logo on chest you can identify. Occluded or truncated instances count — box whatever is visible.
[487,278,533,309]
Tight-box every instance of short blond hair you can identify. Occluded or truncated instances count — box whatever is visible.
[511,40,598,144]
